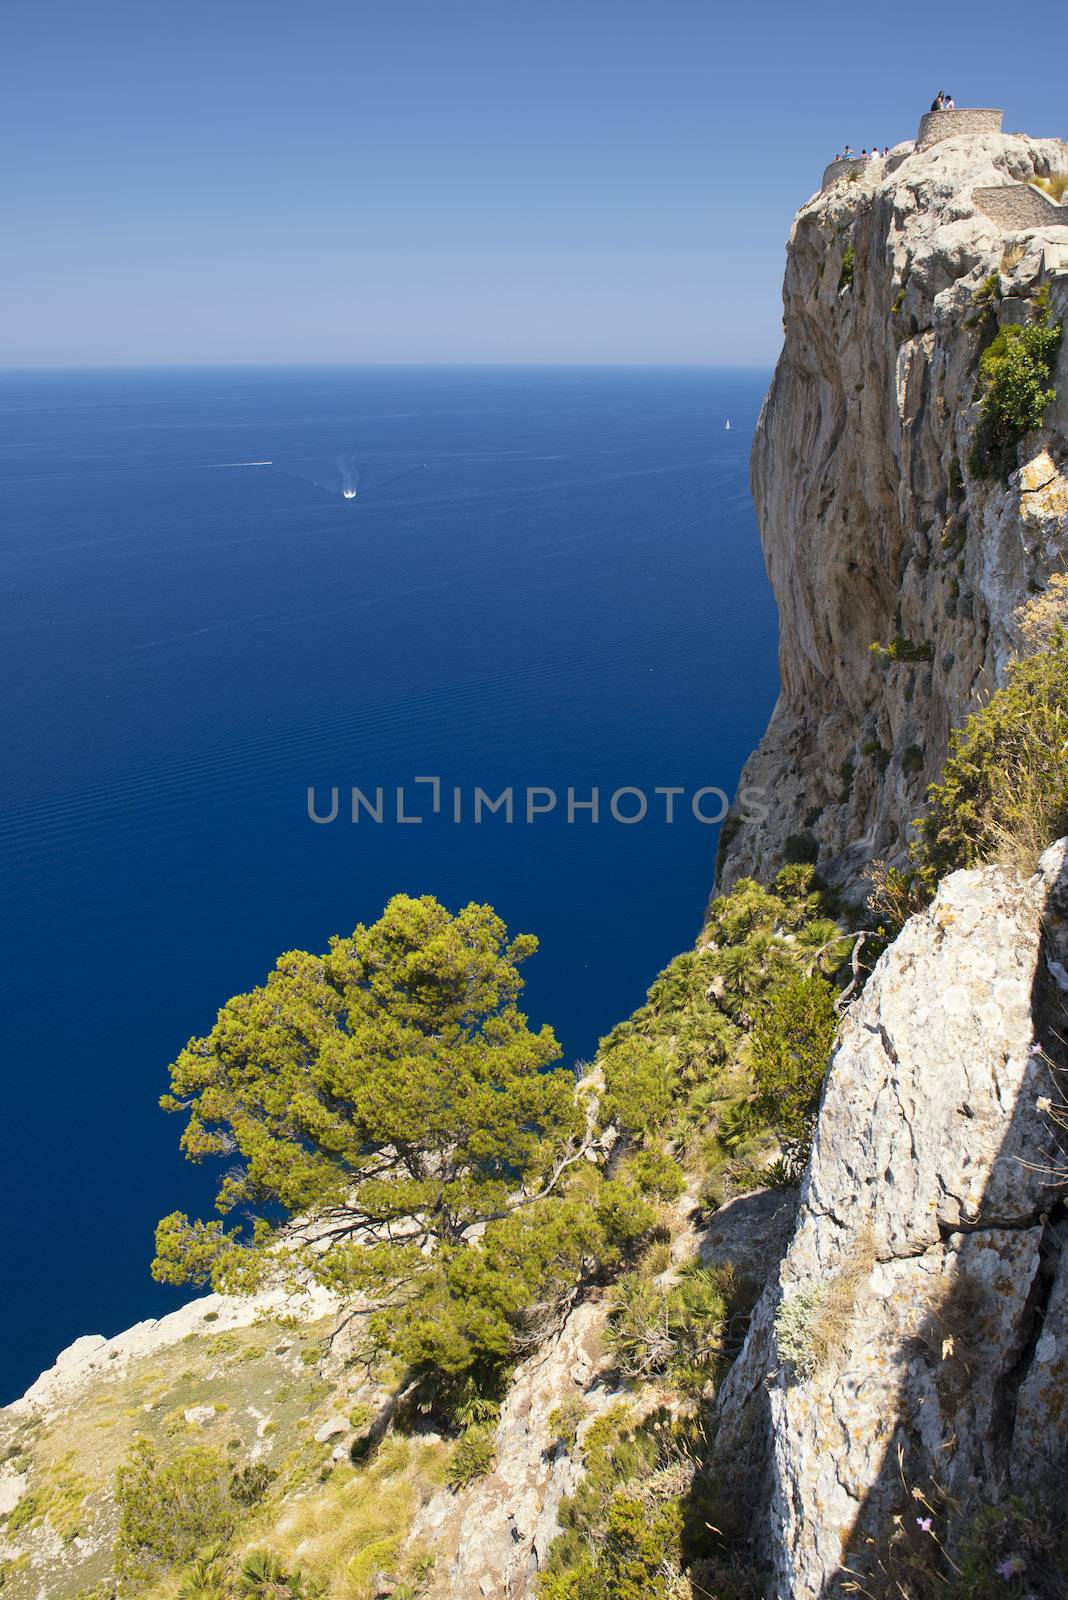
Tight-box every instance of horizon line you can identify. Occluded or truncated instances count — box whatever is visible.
[0,359,777,376]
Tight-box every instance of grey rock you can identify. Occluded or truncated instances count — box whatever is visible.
[719,128,1068,896]
[698,1187,798,1285]
[313,1414,350,1443]
[712,845,1068,1598]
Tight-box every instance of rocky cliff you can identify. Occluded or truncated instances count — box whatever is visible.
[720,127,1068,891]
[711,841,1068,1597]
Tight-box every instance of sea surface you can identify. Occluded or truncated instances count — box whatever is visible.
[0,366,777,1402]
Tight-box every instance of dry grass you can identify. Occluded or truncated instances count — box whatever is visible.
[0,1312,340,1600]
[988,755,1068,877]
[1034,171,1068,203]
[776,1230,876,1381]
[1000,239,1027,271]
[804,1231,877,1373]
[254,1434,450,1599]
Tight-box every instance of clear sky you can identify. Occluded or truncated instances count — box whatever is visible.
[2,0,1064,367]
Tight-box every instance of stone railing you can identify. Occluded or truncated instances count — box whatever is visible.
[821,156,868,191]
[916,107,1002,149]
[973,183,1068,230]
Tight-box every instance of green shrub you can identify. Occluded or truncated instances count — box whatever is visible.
[965,272,1001,338]
[114,1439,237,1582]
[870,635,934,664]
[698,1154,768,1212]
[716,1096,759,1151]
[972,271,1000,310]
[600,1037,678,1137]
[446,1426,496,1490]
[773,1239,873,1385]
[595,1494,683,1600]
[838,247,855,290]
[918,628,1068,881]
[172,1546,323,1599]
[537,1407,688,1599]
[901,743,925,777]
[865,859,929,938]
[604,1263,727,1387]
[229,1461,276,1506]
[750,971,838,1173]
[968,288,1062,479]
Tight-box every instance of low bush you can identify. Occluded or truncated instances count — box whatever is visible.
[604,1262,727,1389]
[782,830,819,865]
[114,1439,238,1583]
[750,971,839,1174]
[774,1236,873,1383]
[866,859,929,938]
[1014,571,1068,656]
[171,1546,323,1598]
[446,1425,496,1490]
[537,1406,695,1599]
[547,1397,589,1453]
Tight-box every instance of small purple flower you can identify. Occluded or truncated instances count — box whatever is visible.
[996,1556,1022,1579]
[1029,1041,1044,1057]
[916,1517,933,1533]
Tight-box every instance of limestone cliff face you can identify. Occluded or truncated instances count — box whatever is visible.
[712,841,1068,1597]
[721,129,1068,891]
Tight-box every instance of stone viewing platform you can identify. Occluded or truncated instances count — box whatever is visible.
[821,156,868,191]
[917,107,1002,148]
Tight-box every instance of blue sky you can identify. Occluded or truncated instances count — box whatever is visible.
[3,0,1064,366]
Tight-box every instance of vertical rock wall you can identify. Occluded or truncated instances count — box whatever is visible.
[720,130,1068,894]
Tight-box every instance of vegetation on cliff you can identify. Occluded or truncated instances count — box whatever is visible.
[13,867,839,1600]
[968,286,1062,480]
[152,895,663,1415]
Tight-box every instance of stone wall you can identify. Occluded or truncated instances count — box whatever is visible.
[917,106,1002,148]
[973,181,1068,229]
[821,156,867,191]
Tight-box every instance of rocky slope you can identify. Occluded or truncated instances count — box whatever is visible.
[711,840,1068,1597]
[0,1183,787,1600]
[720,126,1068,891]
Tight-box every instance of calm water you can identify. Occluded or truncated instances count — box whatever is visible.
[0,366,776,1401]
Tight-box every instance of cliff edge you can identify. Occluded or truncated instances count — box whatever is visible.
[720,125,1068,892]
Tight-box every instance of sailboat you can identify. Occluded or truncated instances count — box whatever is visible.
[725,419,732,430]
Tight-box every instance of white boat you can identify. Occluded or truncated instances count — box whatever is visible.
[725,419,731,430]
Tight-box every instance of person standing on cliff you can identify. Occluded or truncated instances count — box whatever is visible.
[944,93,955,109]
[930,90,945,111]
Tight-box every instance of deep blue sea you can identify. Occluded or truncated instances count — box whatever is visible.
[0,366,776,1402]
